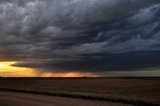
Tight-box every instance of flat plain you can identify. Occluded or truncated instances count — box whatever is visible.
[0,77,160,105]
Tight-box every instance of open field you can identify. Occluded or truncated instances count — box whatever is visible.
[0,77,160,105]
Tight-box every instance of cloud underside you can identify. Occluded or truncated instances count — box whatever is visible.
[0,0,160,72]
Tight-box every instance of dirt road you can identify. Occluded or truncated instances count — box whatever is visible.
[0,91,132,106]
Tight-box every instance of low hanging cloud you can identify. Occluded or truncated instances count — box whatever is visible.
[0,0,160,72]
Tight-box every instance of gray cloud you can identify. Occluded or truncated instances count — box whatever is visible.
[0,0,160,73]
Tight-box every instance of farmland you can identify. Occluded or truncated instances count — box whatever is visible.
[0,77,160,105]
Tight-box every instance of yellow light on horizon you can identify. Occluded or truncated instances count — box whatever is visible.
[0,61,35,77]
[0,61,16,68]
[0,61,97,77]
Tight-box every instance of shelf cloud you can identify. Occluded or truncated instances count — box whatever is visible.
[0,0,160,73]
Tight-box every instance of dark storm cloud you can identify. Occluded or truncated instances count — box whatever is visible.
[1,0,160,72]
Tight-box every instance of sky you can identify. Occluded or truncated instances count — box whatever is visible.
[0,0,160,77]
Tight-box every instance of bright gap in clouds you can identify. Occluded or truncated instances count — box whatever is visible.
[0,61,35,77]
[0,61,97,77]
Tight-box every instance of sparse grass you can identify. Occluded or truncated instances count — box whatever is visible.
[0,77,160,105]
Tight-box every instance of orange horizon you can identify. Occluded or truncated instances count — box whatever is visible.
[0,61,98,77]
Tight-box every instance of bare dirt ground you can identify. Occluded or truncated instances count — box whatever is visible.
[0,77,160,105]
[0,91,132,106]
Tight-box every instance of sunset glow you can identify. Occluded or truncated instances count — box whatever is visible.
[0,61,96,77]
[0,61,34,77]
